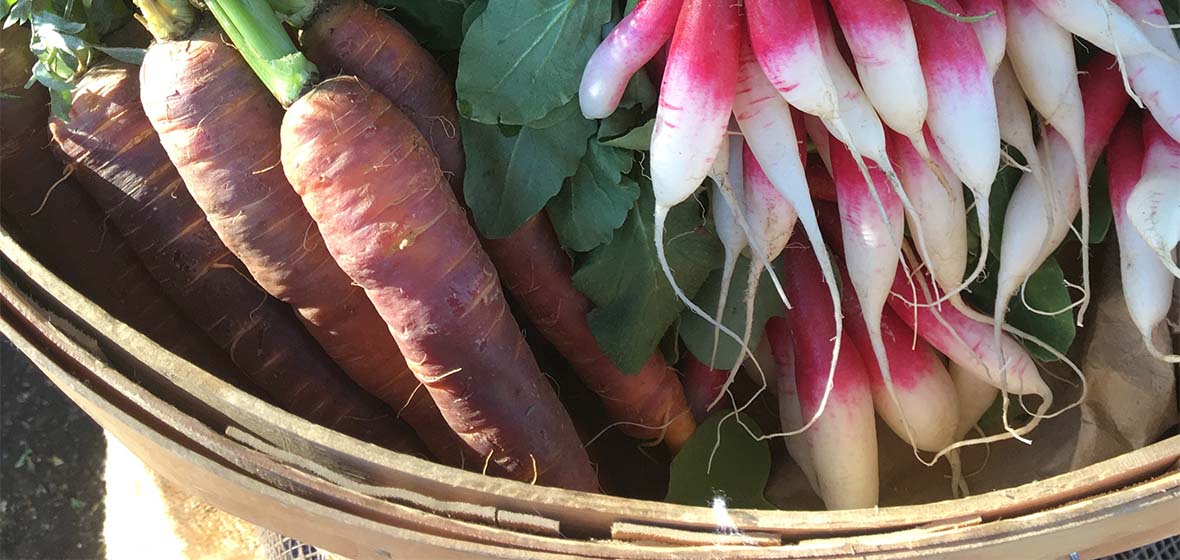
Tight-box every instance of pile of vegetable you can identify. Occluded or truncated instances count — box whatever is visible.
[1,0,1177,510]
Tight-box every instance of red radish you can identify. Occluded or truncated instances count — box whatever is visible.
[887,263,1055,452]
[827,0,931,156]
[886,129,970,302]
[733,41,845,423]
[993,58,1045,180]
[1007,0,1093,320]
[804,113,834,173]
[806,154,838,203]
[839,266,958,454]
[1113,0,1180,143]
[829,134,919,457]
[909,0,1000,292]
[995,53,1130,384]
[1106,110,1178,362]
[682,354,729,421]
[650,0,748,363]
[765,317,820,495]
[962,0,1008,76]
[1126,114,1180,279]
[579,0,683,119]
[782,239,878,510]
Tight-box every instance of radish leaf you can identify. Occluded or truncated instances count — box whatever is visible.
[461,103,595,238]
[456,0,611,125]
[547,138,638,251]
[679,257,786,370]
[665,411,773,509]
[574,187,722,374]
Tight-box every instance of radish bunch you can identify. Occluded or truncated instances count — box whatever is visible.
[582,0,1178,508]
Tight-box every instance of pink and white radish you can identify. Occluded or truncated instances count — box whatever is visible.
[708,136,749,367]
[783,238,878,510]
[1029,0,1179,67]
[732,42,845,425]
[579,0,683,119]
[765,316,820,495]
[744,0,839,123]
[650,0,750,369]
[909,0,1001,297]
[887,263,1055,452]
[1113,0,1180,143]
[840,265,959,455]
[994,53,1131,387]
[962,0,1008,76]
[1106,109,1178,362]
[1006,0,1093,320]
[827,0,932,156]
[1126,114,1180,279]
[734,145,798,374]
[993,57,1045,180]
[886,129,970,301]
[829,134,922,457]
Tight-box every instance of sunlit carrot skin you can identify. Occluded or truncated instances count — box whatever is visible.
[281,78,598,492]
[51,62,423,453]
[484,214,695,451]
[300,0,464,191]
[139,27,456,459]
[1,28,236,380]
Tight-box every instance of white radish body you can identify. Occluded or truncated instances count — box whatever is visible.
[579,0,684,119]
[962,0,1008,76]
[734,43,845,427]
[887,129,969,298]
[650,0,743,360]
[995,53,1130,376]
[1029,0,1177,60]
[841,268,958,453]
[784,240,878,510]
[766,317,819,494]
[950,362,1000,439]
[804,113,834,173]
[909,0,1000,296]
[1106,110,1178,362]
[827,0,930,145]
[709,137,748,367]
[1007,0,1092,318]
[1127,115,1180,279]
[993,58,1045,177]
[1113,0,1180,143]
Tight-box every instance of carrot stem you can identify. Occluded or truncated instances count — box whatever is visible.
[204,0,316,106]
[133,0,197,40]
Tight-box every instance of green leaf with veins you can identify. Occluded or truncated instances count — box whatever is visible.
[665,411,773,509]
[456,0,611,124]
[460,101,595,238]
[600,118,654,151]
[574,186,722,374]
[547,138,639,252]
[963,251,1076,362]
[679,256,786,370]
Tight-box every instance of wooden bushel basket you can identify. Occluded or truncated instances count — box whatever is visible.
[2,225,1178,560]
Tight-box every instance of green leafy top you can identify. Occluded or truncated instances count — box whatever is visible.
[3,0,140,117]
